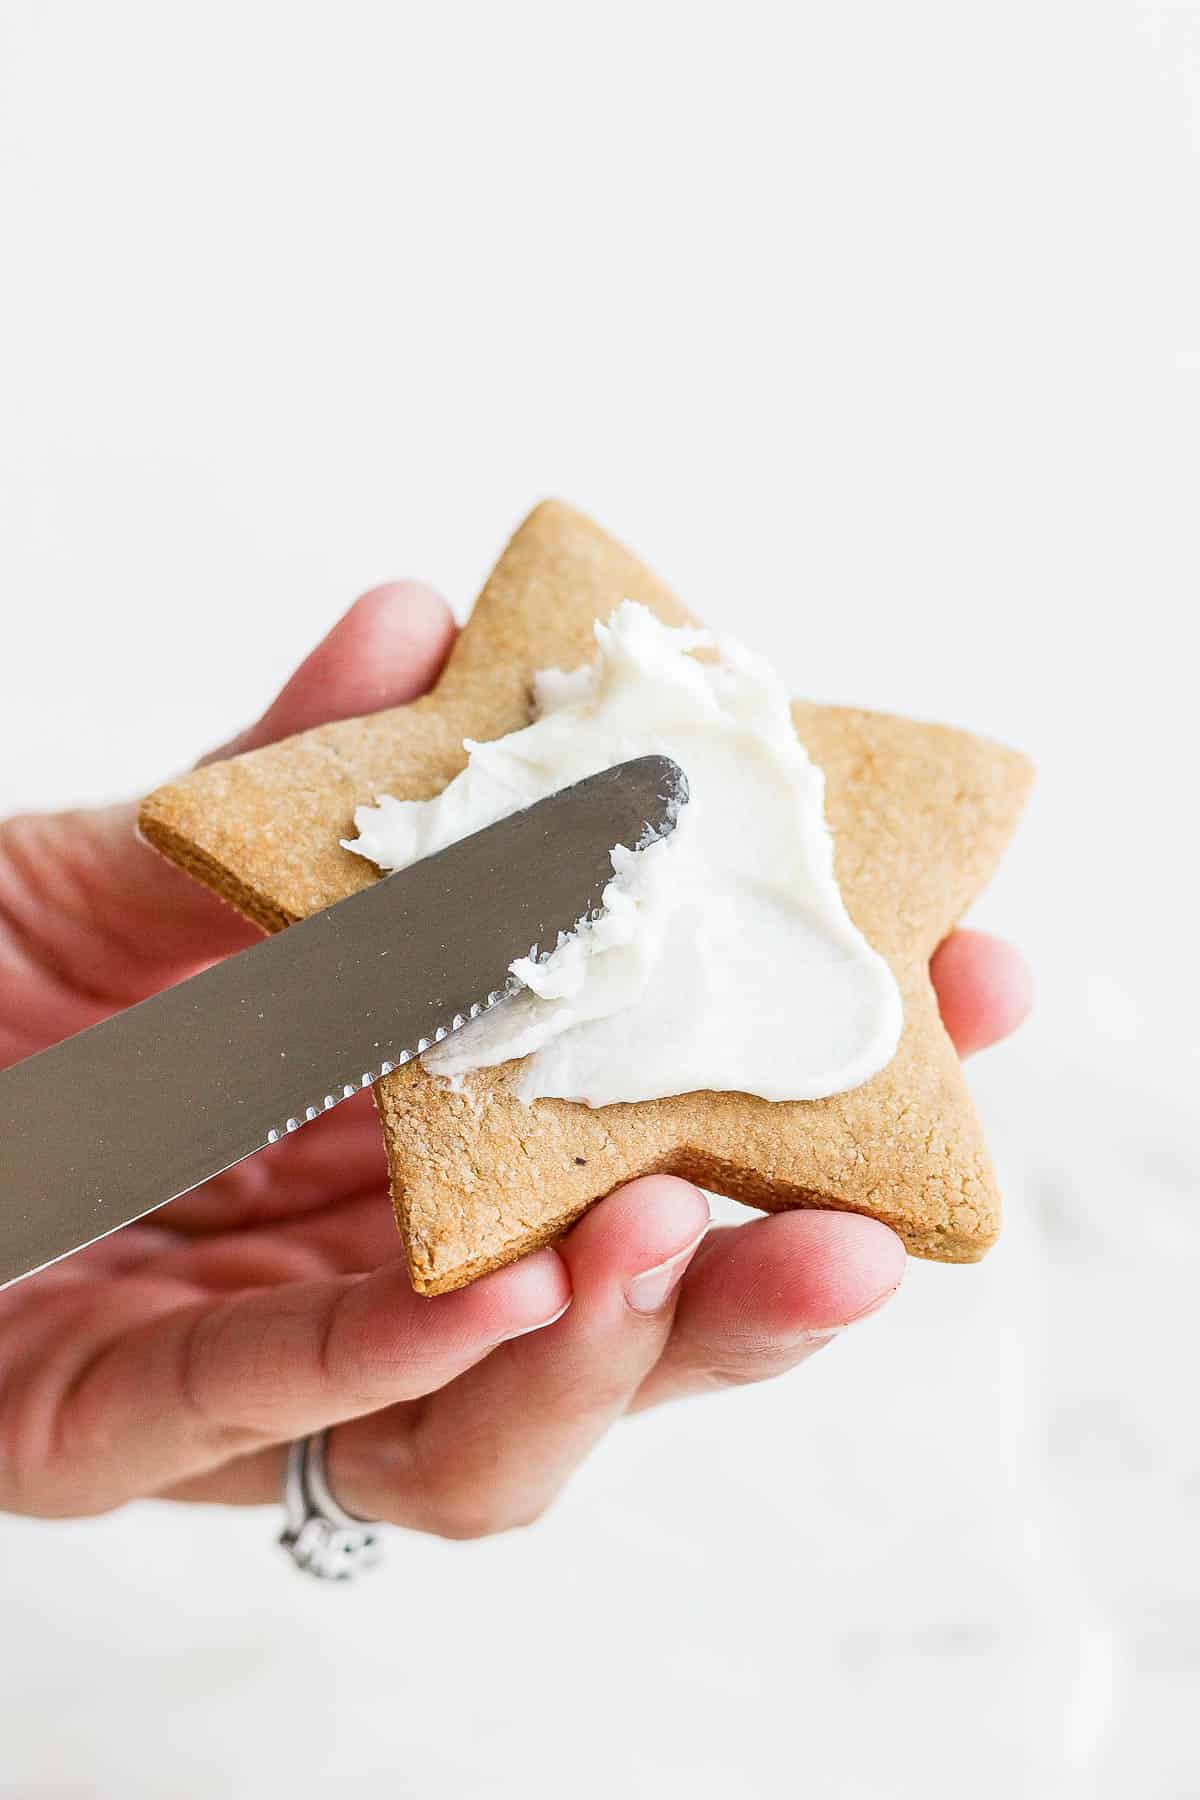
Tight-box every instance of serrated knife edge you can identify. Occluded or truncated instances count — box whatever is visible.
[0,756,687,1289]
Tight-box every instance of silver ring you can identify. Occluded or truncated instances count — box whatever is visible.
[278,1430,384,1580]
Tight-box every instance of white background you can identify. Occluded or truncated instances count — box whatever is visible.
[0,3,1196,1795]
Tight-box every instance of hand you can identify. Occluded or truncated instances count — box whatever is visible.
[0,586,1032,1529]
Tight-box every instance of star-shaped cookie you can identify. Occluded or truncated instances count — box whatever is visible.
[140,502,1032,1293]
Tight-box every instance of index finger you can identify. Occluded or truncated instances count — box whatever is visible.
[7,1239,567,1517]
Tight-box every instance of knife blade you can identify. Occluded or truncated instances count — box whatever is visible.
[0,754,687,1291]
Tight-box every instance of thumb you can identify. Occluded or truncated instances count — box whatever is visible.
[202,580,454,764]
[0,583,456,1045]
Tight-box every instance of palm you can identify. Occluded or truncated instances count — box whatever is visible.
[0,584,1031,1534]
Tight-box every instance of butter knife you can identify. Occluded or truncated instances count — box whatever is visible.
[0,755,687,1290]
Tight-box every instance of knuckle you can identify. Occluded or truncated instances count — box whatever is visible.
[435,1511,501,1543]
[701,1336,808,1390]
[177,1302,271,1453]
[505,1502,547,1534]
[426,1490,547,1543]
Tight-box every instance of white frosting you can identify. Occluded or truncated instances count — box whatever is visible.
[345,602,903,1107]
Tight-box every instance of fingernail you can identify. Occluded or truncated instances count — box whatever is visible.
[497,1297,572,1342]
[625,1227,709,1315]
[844,1280,902,1326]
[806,1280,903,1343]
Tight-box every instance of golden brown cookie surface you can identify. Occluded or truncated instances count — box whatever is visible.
[140,502,1032,1292]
